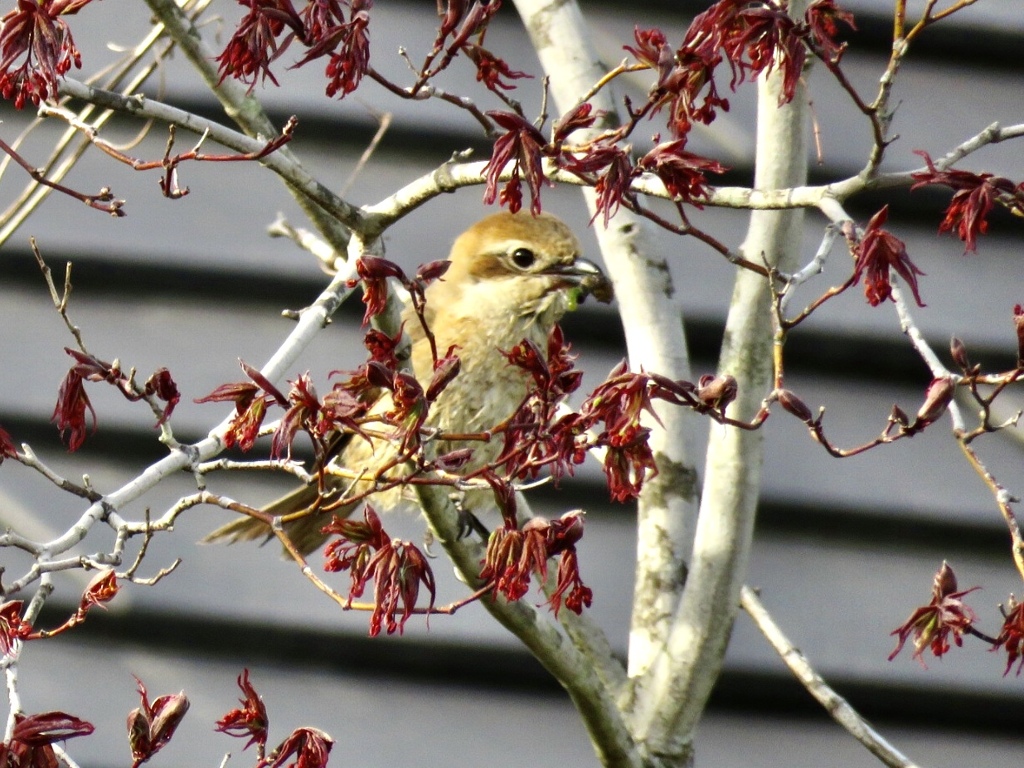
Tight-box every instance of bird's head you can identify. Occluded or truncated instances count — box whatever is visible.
[432,212,614,317]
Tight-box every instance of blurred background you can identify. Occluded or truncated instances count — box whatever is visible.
[1,1,1024,765]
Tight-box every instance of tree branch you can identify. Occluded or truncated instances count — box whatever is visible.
[139,0,358,248]
[740,586,922,768]
[412,480,643,768]
[627,4,812,757]
[58,78,362,231]
[511,0,700,700]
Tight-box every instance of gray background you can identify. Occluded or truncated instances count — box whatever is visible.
[2,1,1024,766]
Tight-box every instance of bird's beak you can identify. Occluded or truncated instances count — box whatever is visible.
[544,257,614,304]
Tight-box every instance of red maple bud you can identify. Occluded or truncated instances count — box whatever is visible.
[676,1,746,124]
[127,678,190,768]
[463,43,530,91]
[320,385,366,434]
[301,0,341,43]
[437,0,468,40]
[496,328,588,481]
[226,395,269,451]
[363,360,394,390]
[215,0,303,88]
[426,350,461,402]
[335,329,401,407]
[626,23,729,137]
[546,509,585,556]
[626,6,749,137]
[681,0,745,57]
[696,373,738,412]
[502,337,548,384]
[79,569,118,613]
[415,259,451,284]
[558,138,623,176]
[215,669,269,751]
[624,26,670,72]
[0,0,92,108]
[0,422,18,462]
[804,0,856,63]
[1015,305,1024,368]
[777,388,813,423]
[293,0,372,99]
[721,5,805,105]
[665,48,730,135]
[888,403,910,431]
[324,510,374,587]
[65,347,117,381]
[324,506,435,636]
[550,546,592,617]
[949,337,970,372]
[443,0,496,52]
[581,362,659,431]
[11,711,93,746]
[992,596,1024,676]
[544,325,579,388]
[270,373,322,458]
[51,368,95,451]
[910,376,954,432]
[0,711,92,768]
[267,727,333,768]
[386,371,427,452]
[238,361,290,405]
[889,561,978,667]
[351,256,405,325]
[602,423,657,502]
[361,326,403,369]
[143,368,180,427]
[627,25,677,76]
[637,139,727,207]
[0,601,31,656]
[552,102,599,144]
[433,448,474,471]
[194,380,259,412]
[370,540,436,636]
[196,372,277,451]
[852,205,926,307]
[481,511,593,615]
[483,110,550,215]
[480,522,548,603]
[591,147,634,227]
[911,150,1024,254]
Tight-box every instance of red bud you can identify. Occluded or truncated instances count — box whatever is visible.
[777,389,813,423]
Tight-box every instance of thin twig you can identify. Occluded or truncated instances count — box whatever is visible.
[741,586,922,768]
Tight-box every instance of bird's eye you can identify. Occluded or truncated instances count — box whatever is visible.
[510,247,536,269]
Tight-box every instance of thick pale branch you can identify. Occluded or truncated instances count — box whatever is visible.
[512,0,699,701]
[368,118,1024,235]
[627,9,811,757]
[413,479,642,767]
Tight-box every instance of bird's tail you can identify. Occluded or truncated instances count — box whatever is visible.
[202,483,339,555]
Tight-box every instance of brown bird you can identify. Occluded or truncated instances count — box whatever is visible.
[205,211,612,554]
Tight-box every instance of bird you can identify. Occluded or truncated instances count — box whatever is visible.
[204,211,613,555]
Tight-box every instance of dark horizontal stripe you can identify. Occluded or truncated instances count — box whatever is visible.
[1,247,1015,384]
[0,406,1009,559]
[40,602,1024,735]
